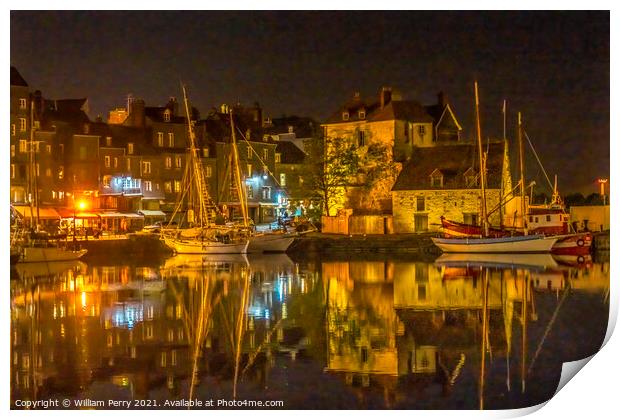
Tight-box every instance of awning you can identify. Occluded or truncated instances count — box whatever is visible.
[12,206,61,220]
[138,210,166,217]
[98,212,144,219]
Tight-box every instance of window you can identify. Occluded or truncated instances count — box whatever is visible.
[157,132,164,147]
[203,147,209,157]
[45,168,51,177]
[104,156,111,168]
[46,145,51,154]
[263,148,269,161]
[11,164,15,179]
[142,161,151,174]
[19,118,26,132]
[298,175,303,185]
[206,165,212,178]
[146,325,153,339]
[126,158,131,171]
[33,121,40,129]
[171,350,177,366]
[357,130,365,147]
[262,186,271,200]
[59,144,64,155]
[19,98,27,109]
[165,156,172,169]
[174,180,181,192]
[58,166,64,180]
[280,173,286,186]
[247,146,252,158]
[164,182,172,193]
[546,215,552,222]
[275,153,281,163]
[11,124,15,136]
[175,155,182,168]
[113,157,119,168]
[35,163,40,177]
[416,196,425,212]
[431,174,443,188]
[358,109,366,119]
[168,133,174,147]
[342,111,349,121]
[19,140,27,153]
[127,143,134,154]
[11,145,15,157]
[247,163,253,177]
[145,181,152,192]
[404,123,409,141]
[164,109,171,122]
[247,184,253,199]
[414,214,428,232]
[463,213,478,226]
[418,125,426,136]
[102,175,112,188]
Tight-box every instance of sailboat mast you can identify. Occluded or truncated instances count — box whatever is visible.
[229,111,249,228]
[474,82,489,236]
[518,112,528,235]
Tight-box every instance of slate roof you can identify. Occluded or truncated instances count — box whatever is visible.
[40,98,91,126]
[265,116,318,138]
[10,66,28,87]
[392,142,506,191]
[275,141,306,164]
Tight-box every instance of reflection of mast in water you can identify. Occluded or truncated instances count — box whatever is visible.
[479,267,489,410]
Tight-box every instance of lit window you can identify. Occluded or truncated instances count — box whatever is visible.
[33,121,40,129]
[263,148,269,161]
[160,352,167,367]
[35,164,40,176]
[142,161,151,174]
[126,158,131,171]
[247,163,252,177]
[102,175,111,188]
[146,325,153,339]
[164,182,172,193]
[46,145,51,154]
[174,180,181,192]
[104,156,110,168]
[358,109,366,119]
[175,156,182,168]
[171,350,177,366]
[19,98,27,109]
[113,157,118,168]
[163,109,171,122]
[275,153,281,163]
[157,132,164,147]
[19,118,26,132]
[418,125,426,136]
[11,124,16,136]
[11,145,15,157]
[168,133,174,147]
[342,111,349,121]
[206,166,212,178]
[127,143,134,154]
[145,180,152,192]
[262,186,271,200]
[247,184,254,199]
[203,147,209,157]
[10,164,15,179]
[165,156,172,169]
[45,168,51,177]
[247,146,252,158]
[19,140,28,153]
[106,137,112,146]
[58,166,64,180]
[280,173,286,186]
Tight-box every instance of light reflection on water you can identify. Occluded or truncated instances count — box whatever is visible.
[10,253,609,409]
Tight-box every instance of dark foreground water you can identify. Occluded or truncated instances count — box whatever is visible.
[10,252,609,410]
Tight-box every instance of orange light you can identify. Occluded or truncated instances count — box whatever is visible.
[78,200,87,210]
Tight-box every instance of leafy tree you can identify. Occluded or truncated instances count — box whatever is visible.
[302,136,359,217]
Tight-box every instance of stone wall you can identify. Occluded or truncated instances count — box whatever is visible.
[392,188,502,233]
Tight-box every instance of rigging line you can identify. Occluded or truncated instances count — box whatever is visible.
[522,129,554,192]
[527,284,571,375]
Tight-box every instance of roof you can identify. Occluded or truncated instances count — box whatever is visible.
[10,67,28,87]
[265,116,318,138]
[275,141,306,164]
[392,142,506,191]
[41,98,91,126]
[324,95,435,125]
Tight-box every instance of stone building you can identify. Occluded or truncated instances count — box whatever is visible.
[391,141,512,233]
[321,87,463,216]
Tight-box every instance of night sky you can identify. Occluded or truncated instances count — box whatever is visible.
[10,11,609,194]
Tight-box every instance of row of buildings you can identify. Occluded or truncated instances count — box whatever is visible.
[11,65,512,233]
[10,67,313,230]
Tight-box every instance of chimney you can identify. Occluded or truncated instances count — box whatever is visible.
[437,91,447,108]
[380,87,392,109]
[33,90,44,119]
[130,99,145,128]
[251,102,262,126]
[167,97,179,116]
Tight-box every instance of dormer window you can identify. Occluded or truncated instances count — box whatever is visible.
[163,109,171,122]
[342,111,350,121]
[358,109,366,119]
[464,167,478,187]
[288,125,294,134]
[430,169,444,188]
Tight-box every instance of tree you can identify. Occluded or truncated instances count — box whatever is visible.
[302,136,359,217]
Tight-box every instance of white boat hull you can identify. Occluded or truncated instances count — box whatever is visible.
[18,246,88,263]
[163,237,249,254]
[431,235,557,253]
[247,234,296,253]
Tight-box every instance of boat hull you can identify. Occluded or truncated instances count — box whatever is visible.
[431,235,557,253]
[163,237,249,254]
[549,233,592,255]
[17,246,88,263]
[247,234,296,253]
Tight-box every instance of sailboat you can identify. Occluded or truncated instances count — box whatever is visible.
[431,83,557,253]
[161,86,251,254]
[10,100,87,263]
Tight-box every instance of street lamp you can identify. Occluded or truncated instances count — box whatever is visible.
[597,178,608,205]
[73,199,88,247]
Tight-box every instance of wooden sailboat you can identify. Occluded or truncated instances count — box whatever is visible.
[432,84,557,253]
[161,86,250,254]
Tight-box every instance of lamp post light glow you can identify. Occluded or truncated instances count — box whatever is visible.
[598,178,608,205]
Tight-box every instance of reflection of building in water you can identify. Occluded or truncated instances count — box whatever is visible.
[11,256,320,405]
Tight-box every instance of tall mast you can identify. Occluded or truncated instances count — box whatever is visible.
[229,111,249,228]
[518,112,528,235]
[474,82,488,236]
[30,98,40,227]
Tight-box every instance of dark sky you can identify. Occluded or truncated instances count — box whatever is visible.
[10,10,609,194]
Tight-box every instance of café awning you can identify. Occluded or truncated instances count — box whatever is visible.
[98,212,144,219]
[138,210,166,217]
[12,206,61,220]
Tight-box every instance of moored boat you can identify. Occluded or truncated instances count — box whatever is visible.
[431,234,557,254]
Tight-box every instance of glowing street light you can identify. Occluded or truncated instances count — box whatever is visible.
[598,178,608,205]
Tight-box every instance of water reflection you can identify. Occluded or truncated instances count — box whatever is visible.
[11,253,608,409]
